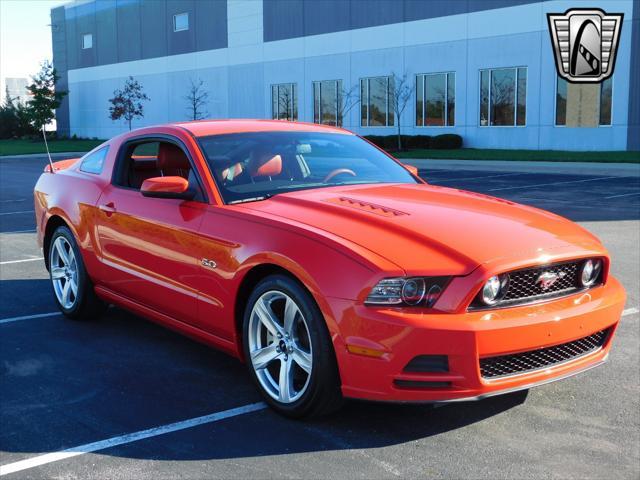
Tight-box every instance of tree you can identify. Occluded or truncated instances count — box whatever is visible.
[390,72,414,151]
[25,60,67,131]
[108,76,150,130]
[0,88,18,139]
[337,83,360,127]
[0,87,36,139]
[184,78,209,121]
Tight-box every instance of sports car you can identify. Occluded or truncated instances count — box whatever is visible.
[34,120,626,417]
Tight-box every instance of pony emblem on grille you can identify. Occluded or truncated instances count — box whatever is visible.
[536,271,567,290]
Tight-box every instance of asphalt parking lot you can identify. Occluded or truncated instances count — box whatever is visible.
[1,154,639,479]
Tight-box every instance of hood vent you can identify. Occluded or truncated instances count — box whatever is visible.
[327,196,408,217]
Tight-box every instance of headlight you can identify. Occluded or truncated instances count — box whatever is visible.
[580,259,602,287]
[366,277,450,307]
[481,274,509,305]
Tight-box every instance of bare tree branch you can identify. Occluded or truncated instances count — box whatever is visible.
[184,78,209,121]
[337,83,360,127]
[390,72,414,150]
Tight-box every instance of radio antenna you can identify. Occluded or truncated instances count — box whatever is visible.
[42,125,55,174]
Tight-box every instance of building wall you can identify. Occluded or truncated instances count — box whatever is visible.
[52,0,637,150]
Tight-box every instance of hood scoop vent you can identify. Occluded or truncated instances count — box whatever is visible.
[327,196,409,217]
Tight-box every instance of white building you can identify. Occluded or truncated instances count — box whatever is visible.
[51,0,639,150]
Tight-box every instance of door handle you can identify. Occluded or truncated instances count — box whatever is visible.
[99,202,116,216]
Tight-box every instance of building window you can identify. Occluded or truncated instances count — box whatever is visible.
[416,72,455,127]
[556,76,612,127]
[271,83,298,121]
[82,33,93,49]
[173,12,189,32]
[313,80,342,126]
[360,76,394,127]
[479,67,527,126]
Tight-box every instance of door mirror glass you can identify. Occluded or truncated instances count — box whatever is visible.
[140,176,194,200]
[402,163,419,176]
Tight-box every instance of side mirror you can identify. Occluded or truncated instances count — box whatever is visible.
[402,163,419,176]
[140,176,195,200]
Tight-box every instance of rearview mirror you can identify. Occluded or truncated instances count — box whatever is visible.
[402,163,419,176]
[140,176,195,200]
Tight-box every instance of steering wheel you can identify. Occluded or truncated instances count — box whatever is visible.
[323,168,357,183]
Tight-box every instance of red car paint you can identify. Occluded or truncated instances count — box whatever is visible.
[34,120,626,402]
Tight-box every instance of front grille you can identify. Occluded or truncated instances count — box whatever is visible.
[503,261,579,301]
[480,329,609,379]
[470,259,602,309]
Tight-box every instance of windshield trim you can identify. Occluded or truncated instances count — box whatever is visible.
[195,131,419,205]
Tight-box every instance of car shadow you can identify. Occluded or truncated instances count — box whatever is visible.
[1,278,528,462]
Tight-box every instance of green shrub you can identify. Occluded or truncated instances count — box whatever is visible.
[363,134,459,150]
[431,134,463,149]
[406,135,431,149]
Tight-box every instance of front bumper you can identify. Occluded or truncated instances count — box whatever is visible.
[330,276,626,402]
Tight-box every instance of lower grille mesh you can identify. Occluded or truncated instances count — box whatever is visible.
[480,329,608,379]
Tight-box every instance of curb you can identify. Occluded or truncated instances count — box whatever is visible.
[0,152,87,160]
[402,159,640,177]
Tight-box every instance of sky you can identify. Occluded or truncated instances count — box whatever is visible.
[0,0,65,101]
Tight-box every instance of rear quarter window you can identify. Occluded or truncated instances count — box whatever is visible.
[80,147,109,174]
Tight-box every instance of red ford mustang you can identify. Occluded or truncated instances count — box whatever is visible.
[34,120,626,417]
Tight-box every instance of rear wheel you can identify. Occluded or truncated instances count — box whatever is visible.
[48,226,105,320]
[243,274,343,418]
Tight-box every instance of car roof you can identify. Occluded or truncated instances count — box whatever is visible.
[173,119,353,138]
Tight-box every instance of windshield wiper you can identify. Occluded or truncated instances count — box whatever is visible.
[228,194,274,204]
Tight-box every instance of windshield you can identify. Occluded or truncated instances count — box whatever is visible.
[197,131,418,204]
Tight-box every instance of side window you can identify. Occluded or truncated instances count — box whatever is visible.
[80,147,108,174]
[114,139,204,201]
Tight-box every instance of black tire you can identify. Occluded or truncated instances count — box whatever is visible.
[242,274,343,418]
[48,225,106,320]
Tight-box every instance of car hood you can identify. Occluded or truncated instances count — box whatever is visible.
[238,183,602,275]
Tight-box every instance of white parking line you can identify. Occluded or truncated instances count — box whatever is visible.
[0,257,43,265]
[0,229,36,234]
[623,307,639,316]
[430,173,524,183]
[0,210,34,216]
[605,191,640,199]
[0,402,267,476]
[0,312,61,325]
[488,176,623,192]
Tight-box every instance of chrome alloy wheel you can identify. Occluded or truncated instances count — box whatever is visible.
[50,236,78,310]
[248,291,313,404]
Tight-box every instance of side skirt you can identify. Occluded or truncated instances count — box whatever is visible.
[94,285,241,359]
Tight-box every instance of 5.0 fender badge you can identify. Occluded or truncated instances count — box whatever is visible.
[202,258,217,269]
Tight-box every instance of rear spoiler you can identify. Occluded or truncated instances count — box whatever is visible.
[44,158,80,173]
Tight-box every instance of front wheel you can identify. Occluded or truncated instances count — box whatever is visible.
[48,226,105,320]
[243,275,343,418]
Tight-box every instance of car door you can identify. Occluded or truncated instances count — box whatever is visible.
[94,136,208,325]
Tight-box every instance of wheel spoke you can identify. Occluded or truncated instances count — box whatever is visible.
[68,252,77,271]
[283,297,299,335]
[255,298,284,337]
[69,278,78,297]
[278,357,294,402]
[61,281,71,307]
[55,239,70,266]
[51,267,65,280]
[251,344,280,370]
[292,348,312,374]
